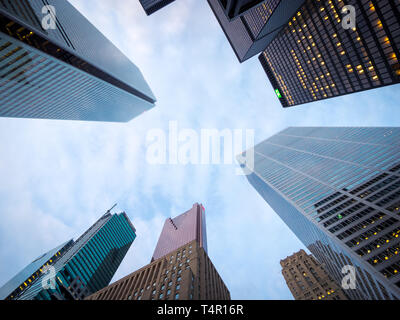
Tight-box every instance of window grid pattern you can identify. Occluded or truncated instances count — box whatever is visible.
[260,0,400,107]
[241,127,400,300]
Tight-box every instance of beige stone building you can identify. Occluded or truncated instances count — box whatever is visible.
[86,240,230,300]
[281,249,348,300]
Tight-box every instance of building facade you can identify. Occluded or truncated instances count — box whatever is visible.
[152,203,207,262]
[0,210,137,300]
[260,0,400,107]
[208,0,305,62]
[281,249,348,300]
[0,240,74,300]
[86,203,230,300]
[0,0,156,121]
[139,0,177,15]
[238,127,400,300]
[86,240,230,300]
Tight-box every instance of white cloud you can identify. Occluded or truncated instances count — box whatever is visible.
[0,0,399,300]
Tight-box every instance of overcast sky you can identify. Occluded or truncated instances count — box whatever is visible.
[0,0,399,300]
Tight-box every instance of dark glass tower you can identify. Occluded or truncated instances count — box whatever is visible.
[139,0,177,15]
[260,0,400,107]
[238,127,400,300]
[207,0,305,62]
[0,0,156,121]
[152,203,207,261]
[0,209,137,300]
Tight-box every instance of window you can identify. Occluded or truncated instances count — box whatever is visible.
[175,293,179,300]
[177,277,182,282]
[159,293,163,299]
[176,284,180,290]
[167,289,171,295]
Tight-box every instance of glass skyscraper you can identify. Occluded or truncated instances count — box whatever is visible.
[0,210,137,300]
[238,127,400,300]
[0,0,156,121]
[260,0,400,107]
[152,203,207,262]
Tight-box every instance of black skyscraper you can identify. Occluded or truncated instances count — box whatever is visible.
[259,0,400,107]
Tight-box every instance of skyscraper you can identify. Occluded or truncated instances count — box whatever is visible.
[0,208,137,300]
[281,249,348,300]
[259,0,400,107]
[152,202,207,262]
[139,0,177,15]
[86,239,230,300]
[238,127,400,300]
[85,203,230,300]
[208,0,305,62]
[0,0,156,121]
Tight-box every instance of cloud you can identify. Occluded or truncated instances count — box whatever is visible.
[0,0,399,300]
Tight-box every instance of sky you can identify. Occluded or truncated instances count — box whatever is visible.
[0,0,400,300]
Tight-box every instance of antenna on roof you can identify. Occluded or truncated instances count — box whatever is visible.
[104,203,117,216]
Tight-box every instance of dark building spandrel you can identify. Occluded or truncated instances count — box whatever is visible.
[239,127,400,300]
[0,0,156,121]
[152,203,207,261]
[260,0,400,107]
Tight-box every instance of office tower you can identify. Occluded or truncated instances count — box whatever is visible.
[86,203,230,300]
[260,0,400,107]
[281,249,348,300]
[0,209,137,300]
[208,0,305,62]
[0,240,74,300]
[139,0,177,15]
[0,0,156,121]
[86,239,230,300]
[238,127,400,300]
[152,203,207,262]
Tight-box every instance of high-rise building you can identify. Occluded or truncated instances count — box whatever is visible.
[238,127,400,300]
[0,208,137,300]
[208,0,305,62]
[0,0,156,121]
[85,240,230,300]
[259,0,400,107]
[0,240,74,300]
[152,203,207,262]
[281,249,348,300]
[86,203,230,300]
[139,0,177,15]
